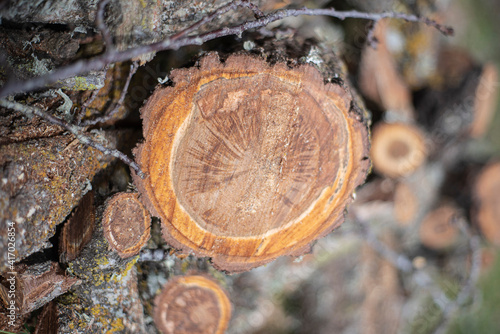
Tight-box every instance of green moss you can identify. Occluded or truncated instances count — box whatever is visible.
[58,76,99,91]
[447,250,500,334]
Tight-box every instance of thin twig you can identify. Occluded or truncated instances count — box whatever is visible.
[0,3,453,98]
[169,0,263,41]
[352,215,452,306]
[96,0,114,51]
[352,212,482,333]
[0,99,144,178]
[352,216,413,273]
[432,218,482,334]
[82,61,138,126]
[77,86,102,125]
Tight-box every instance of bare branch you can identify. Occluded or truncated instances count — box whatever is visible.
[432,217,482,334]
[169,0,262,41]
[352,212,482,333]
[0,2,453,98]
[96,0,114,51]
[82,62,138,126]
[77,85,102,125]
[0,99,144,178]
[352,217,413,273]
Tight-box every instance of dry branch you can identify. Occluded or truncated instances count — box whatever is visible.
[0,99,144,177]
[0,1,453,99]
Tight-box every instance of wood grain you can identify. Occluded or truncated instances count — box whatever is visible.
[133,52,370,272]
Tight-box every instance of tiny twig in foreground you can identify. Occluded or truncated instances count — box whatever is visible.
[0,1,453,98]
[0,99,144,178]
[96,0,113,51]
[352,213,483,334]
[81,61,138,126]
[77,86,101,125]
[432,218,482,334]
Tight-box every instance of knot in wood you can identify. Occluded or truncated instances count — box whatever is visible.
[133,53,370,272]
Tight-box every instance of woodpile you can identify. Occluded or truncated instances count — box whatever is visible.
[0,0,498,333]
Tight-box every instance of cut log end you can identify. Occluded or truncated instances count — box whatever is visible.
[133,52,370,272]
[358,19,415,120]
[473,162,500,246]
[153,275,231,334]
[370,122,427,178]
[102,192,151,258]
[419,204,460,251]
[470,63,499,138]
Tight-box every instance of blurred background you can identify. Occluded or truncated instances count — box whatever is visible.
[222,0,500,333]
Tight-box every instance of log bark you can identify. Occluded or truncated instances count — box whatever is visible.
[132,33,371,273]
[0,261,79,316]
[0,0,296,86]
[0,130,125,272]
[56,190,149,333]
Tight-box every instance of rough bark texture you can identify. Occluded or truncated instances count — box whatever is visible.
[0,1,497,333]
[133,34,371,273]
[0,130,124,272]
[0,0,297,87]
[56,190,147,333]
[0,261,79,316]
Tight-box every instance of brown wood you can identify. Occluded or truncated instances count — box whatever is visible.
[370,122,427,178]
[154,275,231,334]
[393,181,419,225]
[358,19,415,120]
[102,192,151,258]
[360,233,402,334]
[0,261,79,315]
[60,191,96,263]
[34,301,58,334]
[419,204,460,251]
[133,51,370,273]
[57,190,148,333]
[473,161,500,246]
[0,129,128,272]
[470,63,499,138]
